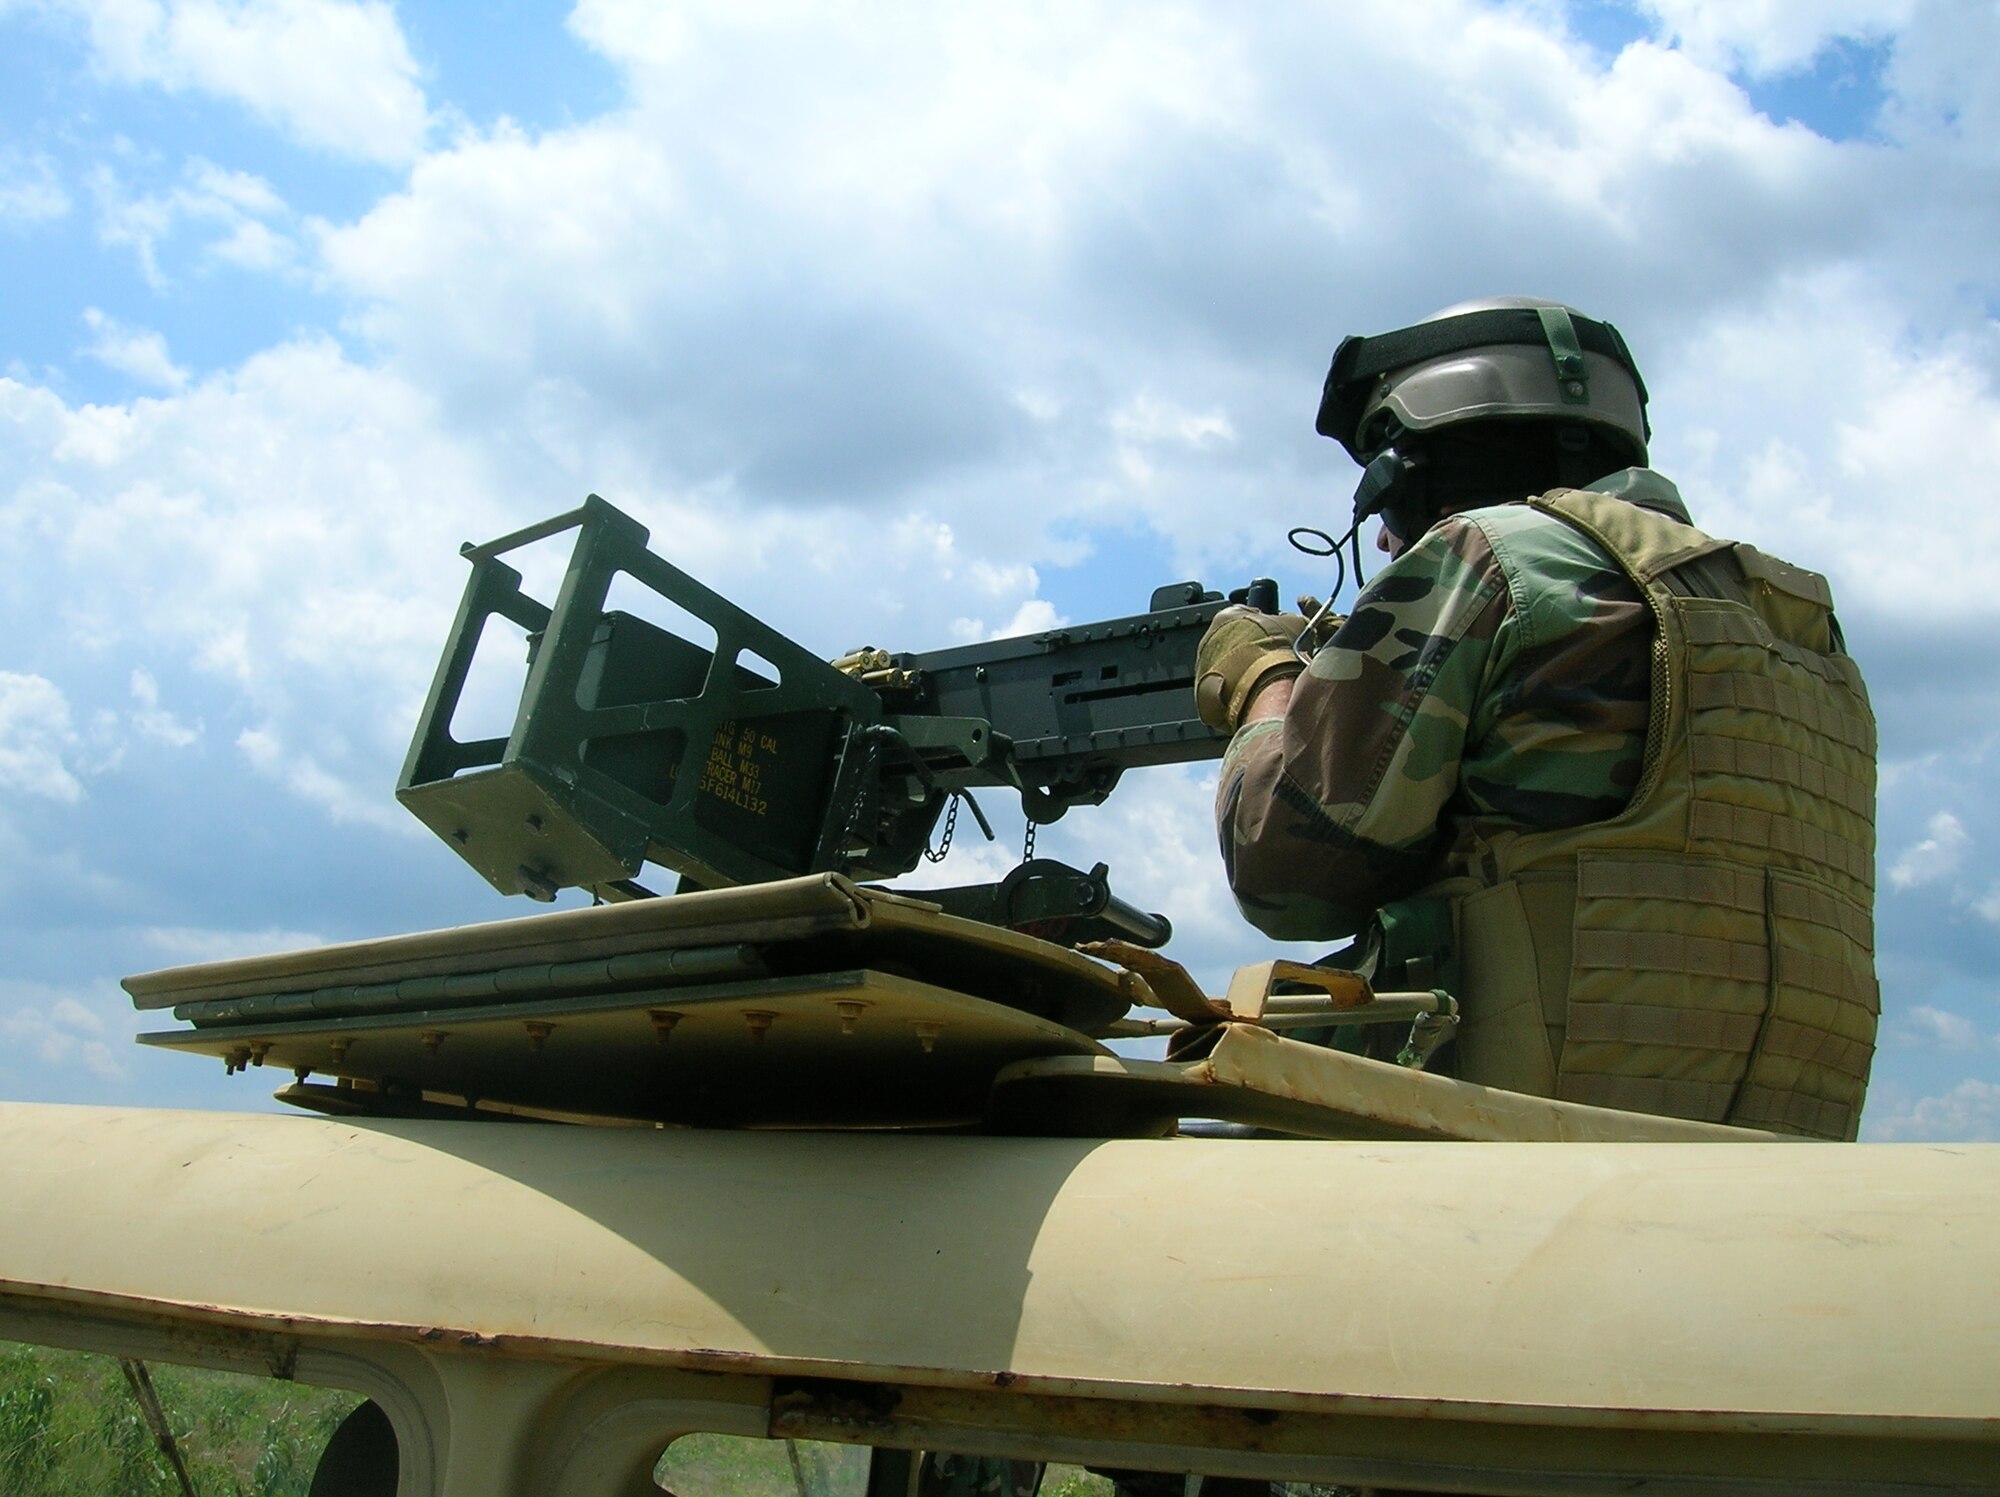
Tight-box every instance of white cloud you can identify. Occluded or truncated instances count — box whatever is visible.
[236,724,411,831]
[308,0,1945,592]
[0,983,126,1081]
[0,150,70,224]
[1110,394,1237,449]
[64,0,429,164]
[0,673,85,803]
[1888,809,1970,890]
[1893,1003,1984,1052]
[128,668,200,746]
[82,307,189,391]
[1880,3,2000,151]
[948,597,1063,645]
[1638,0,1914,76]
[92,156,295,286]
[1657,272,2000,625]
[140,924,326,962]
[1868,1077,2000,1142]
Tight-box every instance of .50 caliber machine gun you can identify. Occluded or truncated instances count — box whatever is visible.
[398,496,1273,946]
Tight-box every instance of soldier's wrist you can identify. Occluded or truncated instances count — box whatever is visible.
[1239,666,1299,725]
[1227,653,1302,729]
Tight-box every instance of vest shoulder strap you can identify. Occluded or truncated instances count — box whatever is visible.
[1529,488,1732,583]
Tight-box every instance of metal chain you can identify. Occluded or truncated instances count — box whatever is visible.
[1022,819,1037,863]
[923,793,960,863]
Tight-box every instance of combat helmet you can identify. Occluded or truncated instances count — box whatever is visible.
[1309,297,1651,548]
[1316,296,1651,466]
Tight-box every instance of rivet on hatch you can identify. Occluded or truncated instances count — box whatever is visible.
[421,1030,446,1057]
[834,1000,868,1036]
[523,1021,554,1052]
[744,1010,777,1043]
[912,1020,945,1054]
[648,1009,683,1043]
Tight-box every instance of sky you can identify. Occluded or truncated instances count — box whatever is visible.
[2,0,1998,1139]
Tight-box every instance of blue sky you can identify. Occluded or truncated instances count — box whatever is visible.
[4,0,1999,1138]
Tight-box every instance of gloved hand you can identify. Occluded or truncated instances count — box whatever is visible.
[1194,606,1307,733]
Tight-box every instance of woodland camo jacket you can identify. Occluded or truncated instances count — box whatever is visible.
[1217,469,1692,941]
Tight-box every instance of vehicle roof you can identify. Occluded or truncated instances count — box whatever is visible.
[2,1101,1994,1434]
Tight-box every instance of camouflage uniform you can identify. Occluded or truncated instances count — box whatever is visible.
[1216,469,1879,1136]
[1219,469,1677,945]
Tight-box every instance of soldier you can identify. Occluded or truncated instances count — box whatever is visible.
[1195,298,1878,1139]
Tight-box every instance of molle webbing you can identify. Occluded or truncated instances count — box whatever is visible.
[1688,740,1874,823]
[1573,928,1768,985]
[1477,490,1880,1140]
[1731,1086,1861,1140]
[1685,672,1874,752]
[1559,1073,1738,1121]
[1687,803,1874,888]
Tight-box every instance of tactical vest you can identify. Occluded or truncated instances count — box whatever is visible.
[1432,489,1878,1140]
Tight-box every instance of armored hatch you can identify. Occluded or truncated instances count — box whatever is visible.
[129,874,1776,1144]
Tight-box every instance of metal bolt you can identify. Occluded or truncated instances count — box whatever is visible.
[451,828,470,845]
[524,1021,554,1052]
[224,1047,250,1075]
[1566,380,1585,397]
[329,1038,352,1064]
[421,1030,446,1057]
[248,1042,272,1068]
[912,1020,944,1054]
[525,814,545,834]
[834,1000,868,1036]
[744,1010,777,1043]
[649,1009,683,1044]
[293,1067,310,1083]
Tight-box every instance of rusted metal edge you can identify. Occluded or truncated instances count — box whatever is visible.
[2,1282,1984,1442]
[1076,940,1231,1023]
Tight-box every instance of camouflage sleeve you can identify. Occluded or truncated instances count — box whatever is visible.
[1215,517,1512,942]
[1215,507,1651,942]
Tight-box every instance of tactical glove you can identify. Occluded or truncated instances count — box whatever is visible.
[1194,606,1307,733]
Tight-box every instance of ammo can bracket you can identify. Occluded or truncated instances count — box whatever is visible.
[397,495,892,899]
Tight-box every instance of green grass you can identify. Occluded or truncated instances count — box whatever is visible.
[657,1434,1116,1497]
[1,1342,1128,1496]
[0,1341,362,1497]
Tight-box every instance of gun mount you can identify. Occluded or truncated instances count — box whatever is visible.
[398,495,1241,937]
